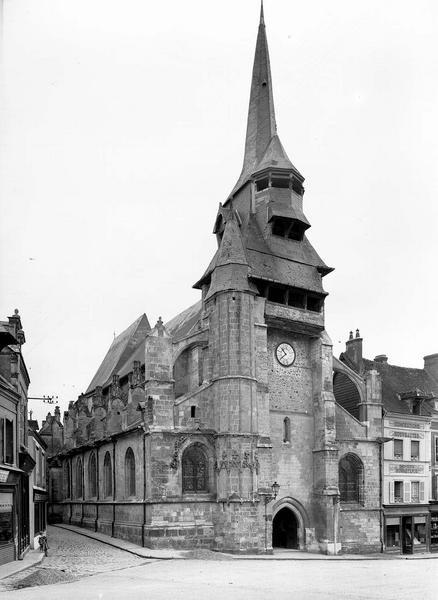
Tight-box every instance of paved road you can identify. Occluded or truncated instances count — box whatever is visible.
[0,525,148,592]
[1,526,438,599]
[2,550,438,599]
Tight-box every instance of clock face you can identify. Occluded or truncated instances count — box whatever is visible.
[275,343,296,367]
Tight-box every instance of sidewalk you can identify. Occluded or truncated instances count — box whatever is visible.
[0,548,44,580]
[53,523,186,559]
[52,524,438,561]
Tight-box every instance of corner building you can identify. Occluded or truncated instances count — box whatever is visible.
[49,6,382,554]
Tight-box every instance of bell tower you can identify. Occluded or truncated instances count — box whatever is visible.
[194,2,337,554]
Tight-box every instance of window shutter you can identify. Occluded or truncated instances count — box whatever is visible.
[404,481,411,503]
[420,481,425,503]
[389,481,394,503]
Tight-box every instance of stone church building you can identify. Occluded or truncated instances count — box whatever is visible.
[47,6,385,554]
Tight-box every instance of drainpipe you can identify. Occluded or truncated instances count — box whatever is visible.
[376,437,392,553]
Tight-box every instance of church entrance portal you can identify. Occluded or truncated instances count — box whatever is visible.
[272,507,299,549]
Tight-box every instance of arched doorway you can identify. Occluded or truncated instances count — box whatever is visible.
[272,507,299,549]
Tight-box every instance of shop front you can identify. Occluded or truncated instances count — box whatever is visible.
[0,467,31,566]
[429,504,438,552]
[384,506,429,554]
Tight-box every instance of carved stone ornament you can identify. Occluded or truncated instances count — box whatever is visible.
[215,450,259,474]
[169,435,189,470]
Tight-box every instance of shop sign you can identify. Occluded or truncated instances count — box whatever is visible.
[0,470,9,483]
[390,464,423,474]
[390,431,424,439]
[389,420,423,430]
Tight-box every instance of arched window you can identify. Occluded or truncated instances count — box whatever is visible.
[103,452,112,498]
[283,417,291,443]
[125,448,136,498]
[75,458,83,499]
[339,454,364,504]
[182,444,208,493]
[64,461,71,499]
[88,452,97,498]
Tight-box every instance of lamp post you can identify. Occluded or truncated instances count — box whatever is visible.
[259,481,280,553]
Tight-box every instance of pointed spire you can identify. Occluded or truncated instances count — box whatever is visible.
[230,5,302,197]
[239,5,276,183]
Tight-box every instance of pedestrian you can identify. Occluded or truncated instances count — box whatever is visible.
[38,534,49,557]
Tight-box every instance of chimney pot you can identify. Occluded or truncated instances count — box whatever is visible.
[374,354,388,364]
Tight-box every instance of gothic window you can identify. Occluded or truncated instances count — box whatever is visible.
[64,462,71,498]
[338,454,364,504]
[283,417,291,443]
[125,448,136,498]
[88,452,97,498]
[75,458,83,499]
[182,444,208,493]
[103,452,112,498]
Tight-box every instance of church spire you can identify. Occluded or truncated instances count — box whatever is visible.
[230,3,299,197]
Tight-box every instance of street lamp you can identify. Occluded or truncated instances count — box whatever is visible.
[260,481,280,553]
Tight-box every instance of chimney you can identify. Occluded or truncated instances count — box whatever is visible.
[345,329,363,369]
[374,355,388,364]
[424,353,438,383]
[54,405,61,423]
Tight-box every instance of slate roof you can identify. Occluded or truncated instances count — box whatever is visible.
[362,358,438,415]
[195,215,331,293]
[165,301,203,342]
[86,314,151,393]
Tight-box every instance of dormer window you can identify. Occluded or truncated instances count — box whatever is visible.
[271,217,305,242]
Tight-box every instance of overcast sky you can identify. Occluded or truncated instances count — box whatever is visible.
[1,0,437,426]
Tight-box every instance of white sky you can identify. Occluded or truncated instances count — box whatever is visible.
[1,0,437,426]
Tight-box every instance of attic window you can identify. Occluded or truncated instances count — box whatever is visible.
[412,401,421,416]
[190,406,196,418]
[256,177,269,192]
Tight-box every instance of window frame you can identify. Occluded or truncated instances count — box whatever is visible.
[393,439,403,460]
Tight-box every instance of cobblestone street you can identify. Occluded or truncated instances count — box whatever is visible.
[0,526,149,591]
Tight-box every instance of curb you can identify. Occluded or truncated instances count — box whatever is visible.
[0,551,45,581]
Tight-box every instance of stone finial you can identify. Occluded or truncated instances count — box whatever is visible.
[111,374,121,399]
[156,317,165,337]
[355,329,360,338]
[349,331,353,341]
[14,309,19,316]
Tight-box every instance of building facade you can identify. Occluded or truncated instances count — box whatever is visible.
[335,331,438,554]
[0,311,35,565]
[47,7,384,555]
[28,421,48,549]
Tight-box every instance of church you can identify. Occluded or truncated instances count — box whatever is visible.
[46,5,385,554]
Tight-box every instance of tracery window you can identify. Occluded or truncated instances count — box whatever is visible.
[182,444,208,493]
[75,458,83,499]
[88,452,97,497]
[103,451,112,498]
[338,454,364,504]
[125,448,136,498]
